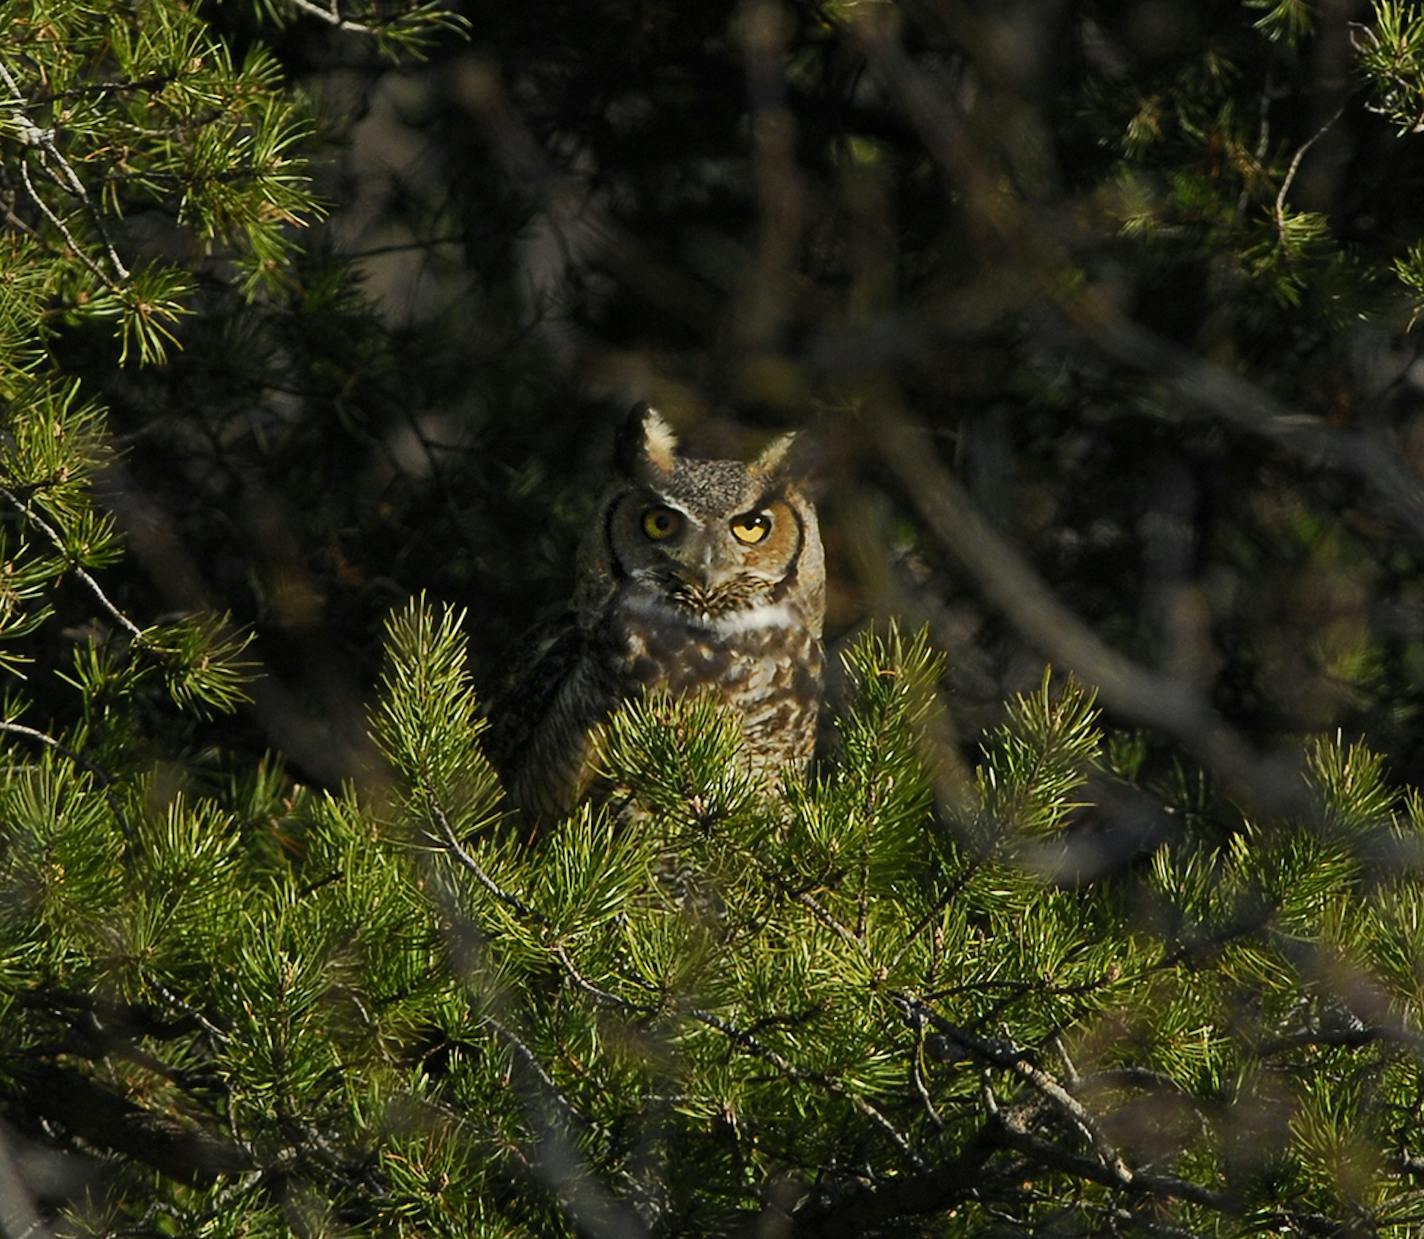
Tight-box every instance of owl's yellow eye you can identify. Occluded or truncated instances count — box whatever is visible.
[729,512,771,545]
[641,506,682,541]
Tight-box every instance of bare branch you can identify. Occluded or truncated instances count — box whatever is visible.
[280,0,375,35]
[874,409,1310,816]
[1274,103,1346,233]
[898,998,1132,1181]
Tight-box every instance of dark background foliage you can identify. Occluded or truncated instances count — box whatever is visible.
[52,0,1424,800]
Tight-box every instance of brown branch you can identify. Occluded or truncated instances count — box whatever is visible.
[874,409,1311,817]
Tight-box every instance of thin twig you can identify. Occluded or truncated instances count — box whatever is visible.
[144,975,232,1046]
[788,889,872,961]
[484,1014,582,1128]
[884,849,990,978]
[281,0,375,35]
[897,998,1131,1181]
[428,800,538,919]
[0,484,144,640]
[1274,103,1346,232]
[551,944,650,1014]
[16,159,119,289]
[0,60,129,282]
[908,1009,944,1131]
[0,719,113,786]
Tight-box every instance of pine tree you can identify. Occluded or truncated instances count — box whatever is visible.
[12,595,1424,1234]
[6,0,1424,1235]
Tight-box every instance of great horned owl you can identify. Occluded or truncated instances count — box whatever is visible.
[489,403,825,823]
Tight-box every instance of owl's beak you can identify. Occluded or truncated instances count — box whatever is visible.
[672,566,709,591]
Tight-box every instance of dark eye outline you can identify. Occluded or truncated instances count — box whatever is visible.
[640,505,683,541]
[729,512,771,545]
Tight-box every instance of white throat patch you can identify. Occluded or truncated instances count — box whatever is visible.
[620,593,796,636]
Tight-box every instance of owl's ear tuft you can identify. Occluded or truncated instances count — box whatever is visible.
[617,403,679,480]
[751,431,798,476]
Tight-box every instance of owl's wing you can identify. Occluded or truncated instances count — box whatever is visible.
[480,610,586,792]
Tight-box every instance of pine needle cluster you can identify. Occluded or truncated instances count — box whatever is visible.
[8,596,1424,1234]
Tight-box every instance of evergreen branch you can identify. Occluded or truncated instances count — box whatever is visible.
[989,1107,1336,1235]
[0,719,115,788]
[30,75,172,102]
[0,485,144,640]
[0,60,130,283]
[908,1015,944,1131]
[684,1006,927,1174]
[485,1013,581,1127]
[0,719,134,843]
[883,849,991,978]
[433,873,651,1239]
[429,800,539,920]
[988,1108,1245,1221]
[144,975,232,1046]
[486,1010,660,1239]
[901,999,1133,1182]
[551,944,652,1015]
[926,1007,1320,1230]
[13,1061,253,1186]
[17,158,121,292]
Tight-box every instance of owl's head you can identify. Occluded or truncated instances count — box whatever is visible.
[576,404,824,633]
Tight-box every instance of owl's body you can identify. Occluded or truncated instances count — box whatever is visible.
[490,405,824,822]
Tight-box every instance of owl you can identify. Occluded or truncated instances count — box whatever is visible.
[488,403,825,823]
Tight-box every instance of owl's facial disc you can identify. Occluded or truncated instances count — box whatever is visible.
[607,488,805,624]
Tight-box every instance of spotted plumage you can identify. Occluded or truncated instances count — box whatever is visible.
[489,403,825,822]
